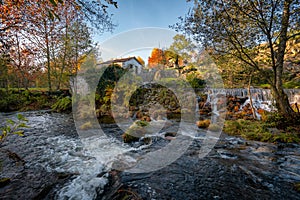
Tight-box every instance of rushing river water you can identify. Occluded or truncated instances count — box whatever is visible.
[0,111,112,199]
[0,111,300,199]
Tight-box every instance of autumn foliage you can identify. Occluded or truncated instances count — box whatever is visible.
[0,0,117,91]
[148,48,184,69]
[148,48,165,68]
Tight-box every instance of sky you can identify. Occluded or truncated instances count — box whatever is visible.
[95,0,193,63]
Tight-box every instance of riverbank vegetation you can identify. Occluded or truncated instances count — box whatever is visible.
[224,117,300,143]
[0,88,70,112]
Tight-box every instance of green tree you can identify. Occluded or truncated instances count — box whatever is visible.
[53,5,93,90]
[168,34,196,63]
[174,0,300,118]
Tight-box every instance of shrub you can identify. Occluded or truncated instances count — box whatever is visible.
[135,120,149,127]
[259,84,271,89]
[159,78,187,88]
[223,120,243,136]
[122,131,140,143]
[271,133,300,143]
[52,97,72,112]
[0,114,29,144]
[0,89,61,112]
[0,177,10,187]
[241,131,272,142]
[186,73,206,89]
[196,119,211,128]
[264,112,300,130]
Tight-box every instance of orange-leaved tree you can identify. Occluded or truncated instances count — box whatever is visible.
[148,48,166,69]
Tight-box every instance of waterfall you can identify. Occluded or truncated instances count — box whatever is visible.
[205,88,300,102]
[204,88,300,112]
[205,89,226,123]
[223,88,300,103]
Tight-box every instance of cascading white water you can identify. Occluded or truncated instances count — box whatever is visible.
[205,89,226,123]
[206,88,300,112]
[208,88,299,102]
[55,135,136,200]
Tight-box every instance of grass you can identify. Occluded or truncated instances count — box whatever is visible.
[224,119,300,143]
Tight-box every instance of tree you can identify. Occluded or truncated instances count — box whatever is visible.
[174,0,300,118]
[9,32,40,89]
[168,34,196,63]
[0,0,117,91]
[0,53,10,91]
[164,50,182,68]
[148,48,166,68]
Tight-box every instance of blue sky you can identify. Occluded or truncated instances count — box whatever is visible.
[95,0,193,63]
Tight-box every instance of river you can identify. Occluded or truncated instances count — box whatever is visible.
[0,111,299,199]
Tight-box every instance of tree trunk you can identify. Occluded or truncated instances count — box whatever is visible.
[57,19,69,91]
[271,86,295,117]
[44,19,52,92]
[272,0,295,118]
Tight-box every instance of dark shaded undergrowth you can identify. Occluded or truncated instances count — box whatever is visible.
[0,89,71,112]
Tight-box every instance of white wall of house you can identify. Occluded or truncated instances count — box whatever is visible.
[99,57,143,75]
[121,59,142,74]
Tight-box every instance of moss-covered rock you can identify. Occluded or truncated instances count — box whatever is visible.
[122,132,140,143]
[122,120,150,143]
